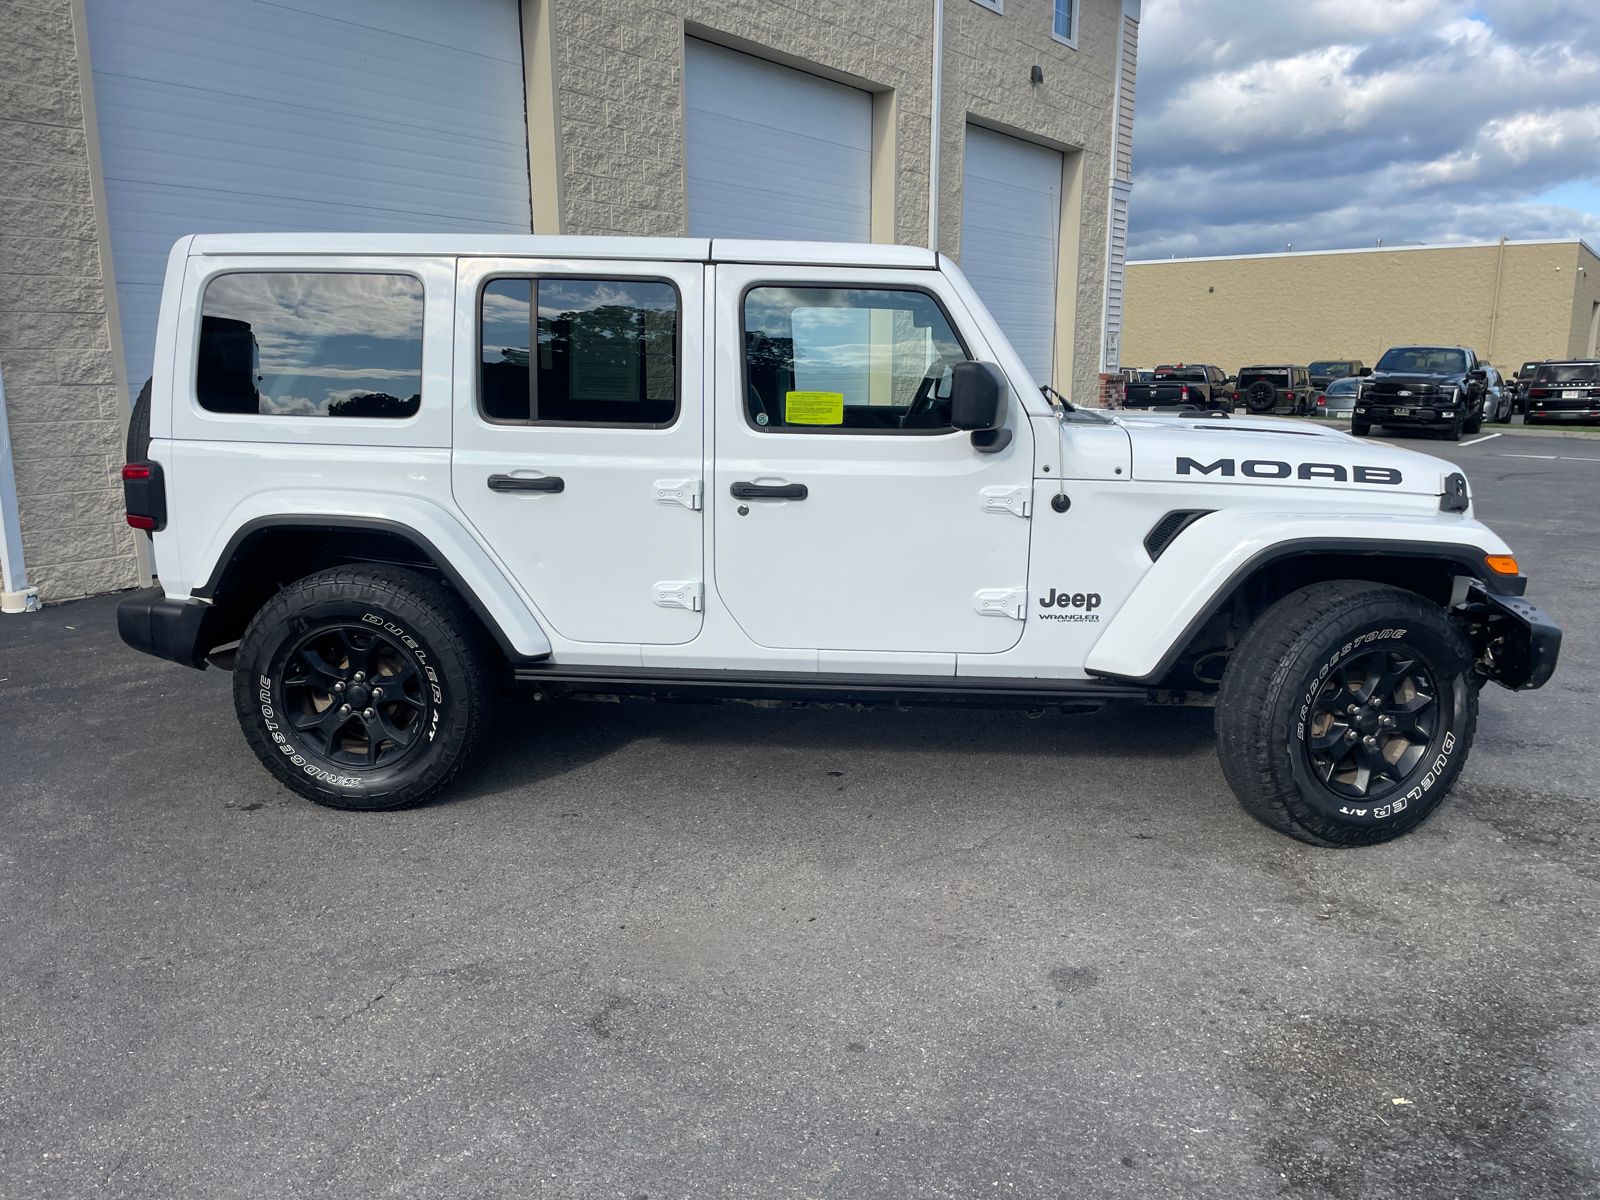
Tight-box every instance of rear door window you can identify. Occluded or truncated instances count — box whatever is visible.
[479,278,679,426]
[198,272,423,417]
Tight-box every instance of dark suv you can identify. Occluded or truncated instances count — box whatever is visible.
[1524,360,1600,425]
[1508,360,1545,414]
[1233,365,1314,415]
[1355,345,1488,440]
[1307,359,1366,390]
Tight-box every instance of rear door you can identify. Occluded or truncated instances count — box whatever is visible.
[452,258,705,646]
[710,263,1033,656]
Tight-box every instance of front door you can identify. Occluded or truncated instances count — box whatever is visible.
[711,265,1033,655]
[452,259,705,646]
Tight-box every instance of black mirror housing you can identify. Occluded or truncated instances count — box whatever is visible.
[950,361,1007,431]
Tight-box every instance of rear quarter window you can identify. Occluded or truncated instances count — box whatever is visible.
[197,272,423,417]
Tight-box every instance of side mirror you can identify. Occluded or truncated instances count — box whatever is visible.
[1359,367,1372,376]
[949,361,1007,431]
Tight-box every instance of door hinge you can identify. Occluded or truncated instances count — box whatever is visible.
[974,588,1027,620]
[653,580,703,611]
[980,485,1031,518]
[655,479,703,510]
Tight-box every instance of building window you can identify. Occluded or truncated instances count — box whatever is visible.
[1053,0,1078,47]
[197,273,423,418]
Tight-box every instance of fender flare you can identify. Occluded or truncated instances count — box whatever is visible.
[1084,512,1523,685]
[193,513,553,662]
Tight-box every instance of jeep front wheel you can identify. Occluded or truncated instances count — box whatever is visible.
[232,566,491,810]
[1215,581,1478,847]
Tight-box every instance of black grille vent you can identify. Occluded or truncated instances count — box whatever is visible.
[1144,510,1214,561]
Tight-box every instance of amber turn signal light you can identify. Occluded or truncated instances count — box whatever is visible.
[1485,555,1519,575]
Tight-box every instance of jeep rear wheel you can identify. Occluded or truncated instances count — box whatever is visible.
[1215,581,1478,847]
[1245,380,1277,413]
[232,566,491,811]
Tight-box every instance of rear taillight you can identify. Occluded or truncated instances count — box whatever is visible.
[1180,385,1190,400]
[1316,395,1326,406]
[1529,388,1549,398]
[122,461,167,532]
[1231,391,1239,401]
[1286,391,1296,402]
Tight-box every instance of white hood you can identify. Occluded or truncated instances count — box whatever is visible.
[1113,414,1462,498]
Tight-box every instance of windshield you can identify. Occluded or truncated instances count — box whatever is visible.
[1535,363,1599,383]
[1376,347,1467,374]
[1154,367,1207,382]
[1521,362,1542,375]
[1325,377,1360,393]
[1308,361,1351,376]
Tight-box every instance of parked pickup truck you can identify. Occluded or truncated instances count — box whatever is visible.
[117,234,1560,847]
[1123,364,1231,412]
[1355,345,1489,440]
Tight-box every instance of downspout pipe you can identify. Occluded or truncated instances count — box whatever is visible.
[0,364,42,613]
[928,0,943,252]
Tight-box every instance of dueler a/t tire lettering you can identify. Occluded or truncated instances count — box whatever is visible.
[231,566,490,811]
[1215,580,1478,847]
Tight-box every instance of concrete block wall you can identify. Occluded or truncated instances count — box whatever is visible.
[1121,240,1599,377]
[0,0,141,602]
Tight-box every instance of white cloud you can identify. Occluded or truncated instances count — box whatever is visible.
[1129,1,1600,257]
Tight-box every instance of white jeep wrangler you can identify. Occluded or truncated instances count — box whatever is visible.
[117,235,1560,846]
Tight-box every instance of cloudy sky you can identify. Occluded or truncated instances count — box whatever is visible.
[1127,0,1600,260]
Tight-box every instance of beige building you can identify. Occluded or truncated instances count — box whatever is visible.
[1122,239,1600,378]
[1,0,1141,603]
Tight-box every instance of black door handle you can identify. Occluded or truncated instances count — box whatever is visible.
[730,481,807,500]
[488,474,564,493]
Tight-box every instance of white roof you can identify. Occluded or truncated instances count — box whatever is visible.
[187,233,937,268]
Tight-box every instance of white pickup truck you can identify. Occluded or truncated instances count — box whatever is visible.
[117,235,1560,846]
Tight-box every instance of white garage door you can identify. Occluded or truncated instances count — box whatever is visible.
[960,125,1063,385]
[686,39,872,242]
[85,0,533,397]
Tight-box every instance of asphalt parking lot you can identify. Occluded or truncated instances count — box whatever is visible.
[1,434,1596,1199]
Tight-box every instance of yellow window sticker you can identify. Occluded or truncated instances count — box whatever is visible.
[785,391,844,425]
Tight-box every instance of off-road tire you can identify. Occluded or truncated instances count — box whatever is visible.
[1462,404,1482,435]
[125,376,152,463]
[233,566,492,811]
[1215,580,1478,847]
[1245,380,1277,413]
[1442,411,1463,441]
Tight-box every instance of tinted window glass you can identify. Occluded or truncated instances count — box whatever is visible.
[1375,347,1467,374]
[198,273,422,417]
[1154,367,1207,382]
[480,278,678,425]
[1535,363,1599,383]
[1325,377,1360,393]
[1238,370,1288,389]
[743,287,969,432]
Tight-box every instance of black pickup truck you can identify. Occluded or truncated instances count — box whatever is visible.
[1123,364,1231,412]
[1354,345,1488,440]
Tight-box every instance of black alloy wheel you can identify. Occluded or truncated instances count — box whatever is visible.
[1245,380,1277,412]
[280,623,431,771]
[1216,580,1477,846]
[233,565,491,810]
[1302,648,1440,802]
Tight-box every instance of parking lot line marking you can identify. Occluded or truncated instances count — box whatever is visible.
[1459,433,1502,446]
[1500,453,1559,459]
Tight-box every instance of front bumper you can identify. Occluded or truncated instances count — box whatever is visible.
[117,587,214,670]
[1452,583,1561,691]
[1356,404,1462,427]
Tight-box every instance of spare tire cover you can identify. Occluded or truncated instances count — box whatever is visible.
[1245,380,1278,412]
